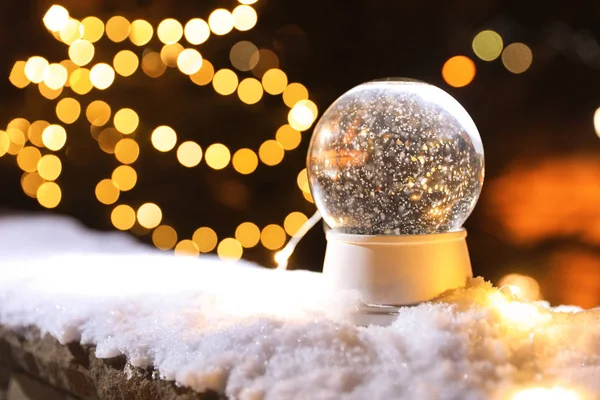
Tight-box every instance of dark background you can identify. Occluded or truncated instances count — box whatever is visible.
[1,0,600,306]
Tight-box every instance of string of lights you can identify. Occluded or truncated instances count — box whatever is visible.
[1,1,318,264]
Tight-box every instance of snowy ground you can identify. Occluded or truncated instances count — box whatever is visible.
[0,215,598,400]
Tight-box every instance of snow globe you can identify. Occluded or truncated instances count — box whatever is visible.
[307,78,485,324]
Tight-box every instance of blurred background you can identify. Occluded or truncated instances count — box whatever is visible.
[1,0,599,307]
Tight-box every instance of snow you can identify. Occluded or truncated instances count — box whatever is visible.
[0,214,598,400]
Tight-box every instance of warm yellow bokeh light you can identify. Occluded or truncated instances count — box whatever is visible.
[113,50,139,77]
[42,125,66,151]
[190,59,214,86]
[43,5,69,32]
[275,125,301,150]
[284,212,308,236]
[442,55,476,88]
[95,179,120,205]
[151,126,177,152]
[232,5,257,31]
[0,131,10,157]
[114,108,139,134]
[21,172,45,198]
[502,43,533,74]
[9,61,30,89]
[288,100,318,131]
[7,118,29,134]
[259,140,284,166]
[129,19,153,46]
[152,225,178,250]
[141,52,166,78]
[174,240,199,256]
[60,59,78,87]
[261,224,286,250]
[114,138,140,164]
[184,18,210,45]
[157,18,183,45]
[25,56,49,83]
[111,204,136,230]
[208,9,234,35]
[37,155,62,181]
[297,168,309,193]
[111,165,137,191]
[106,16,130,43]
[212,69,239,95]
[37,182,61,209]
[235,222,260,248]
[237,77,263,104]
[69,39,95,66]
[262,68,288,95]
[59,19,83,45]
[38,82,63,100]
[303,188,314,203]
[86,100,111,126]
[177,48,203,75]
[98,128,122,154]
[498,274,542,301]
[160,43,184,68]
[55,98,81,124]
[7,128,26,155]
[205,143,231,170]
[70,68,93,95]
[232,148,258,175]
[42,63,68,90]
[594,107,600,137]
[177,141,202,167]
[282,83,309,108]
[82,16,104,43]
[472,30,503,62]
[238,0,258,4]
[90,63,115,90]
[193,227,218,253]
[137,203,162,229]
[28,121,49,148]
[230,41,259,72]
[217,238,243,261]
[250,49,279,79]
[16,146,42,173]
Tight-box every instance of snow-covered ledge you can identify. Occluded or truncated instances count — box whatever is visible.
[0,215,598,400]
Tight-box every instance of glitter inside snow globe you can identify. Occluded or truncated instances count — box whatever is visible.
[307,79,484,324]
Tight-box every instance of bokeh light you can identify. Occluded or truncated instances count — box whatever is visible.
[37,182,61,209]
[37,155,62,181]
[86,100,111,126]
[230,41,259,71]
[208,9,234,35]
[42,124,66,151]
[7,128,26,155]
[282,82,308,107]
[129,19,153,46]
[284,212,308,236]
[498,273,541,301]
[238,0,258,4]
[98,128,122,154]
[288,100,318,131]
[250,49,279,78]
[113,50,139,77]
[177,48,203,75]
[137,203,162,229]
[28,121,49,148]
[235,222,260,248]
[43,5,69,32]
[17,147,42,173]
[95,179,120,205]
[174,240,199,256]
[25,56,49,83]
[69,39,95,66]
[0,131,9,157]
[297,168,309,193]
[193,227,218,252]
[160,43,184,67]
[70,68,93,94]
[9,61,30,89]
[232,148,259,174]
[232,5,257,31]
[594,107,600,137]
[212,69,239,95]
[258,140,284,166]
[114,138,139,164]
[114,108,139,134]
[237,77,263,104]
[21,172,45,198]
[90,63,115,90]
[81,16,104,43]
[217,238,243,261]
[60,60,78,86]
[472,30,503,61]
[205,143,231,170]
[502,43,533,74]
[157,19,183,44]
[184,18,210,45]
[111,165,137,191]
[141,52,166,78]
[55,97,81,124]
[442,55,476,87]
[262,68,288,95]
[275,125,301,150]
[42,63,68,90]
[177,141,202,167]
[111,204,136,230]
[152,225,178,250]
[151,126,177,152]
[38,82,63,100]
[106,16,130,43]
[58,19,83,45]
[261,224,286,250]
[190,59,214,86]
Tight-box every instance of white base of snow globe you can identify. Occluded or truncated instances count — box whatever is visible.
[323,229,473,326]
